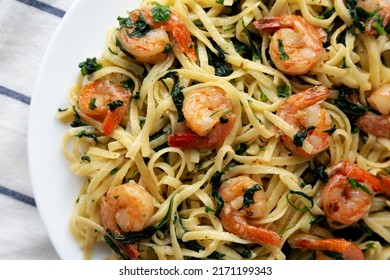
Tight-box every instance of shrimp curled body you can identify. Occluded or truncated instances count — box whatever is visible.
[78,80,130,135]
[276,86,333,157]
[118,5,196,64]
[322,161,382,225]
[100,182,155,235]
[168,86,236,149]
[254,15,326,75]
[218,176,282,247]
[293,238,364,260]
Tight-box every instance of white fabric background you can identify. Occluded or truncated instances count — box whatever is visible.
[0,0,75,259]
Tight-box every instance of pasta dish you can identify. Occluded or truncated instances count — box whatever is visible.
[57,0,390,260]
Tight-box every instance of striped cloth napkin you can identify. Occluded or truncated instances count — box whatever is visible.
[0,0,75,259]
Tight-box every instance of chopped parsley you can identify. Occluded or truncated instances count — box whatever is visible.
[78,57,103,76]
[89,98,97,110]
[129,14,151,38]
[117,16,132,28]
[242,20,262,61]
[333,86,368,125]
[151,2,171,22]
[81,155,90,162]
[242,184,262,209]
[163,43,172,53]
[276,84,291,97]
[76,130,100,143]
[277,39,289,60]
[207,42,233,77]
[159,71,185,122]
[313,164,329,183]
[120,79,135,91]
[107,100,124,111]
[323,124,336,135]
[348,178,372,195]
[293,126,315,147]
[210,171,224,218]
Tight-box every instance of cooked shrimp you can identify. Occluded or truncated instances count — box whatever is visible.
[356,0,390,35]
[351,84,390,137]
[276,86,333,157]
[78,80,130,135]
[355,112,390,138]
[100,182,155,235]
[218,176,282,246]
[118,4,196,64]
[367,84,390,115]
[253,15,326,75]
[293,238,364,260]
[168,86,236,149]
[322,161,382,225]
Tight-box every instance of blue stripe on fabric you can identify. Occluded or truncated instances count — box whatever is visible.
[16,0,65,18]
[0,185,36,207]
[0,85,31,105]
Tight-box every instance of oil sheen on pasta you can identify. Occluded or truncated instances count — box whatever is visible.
[57,0,390,260]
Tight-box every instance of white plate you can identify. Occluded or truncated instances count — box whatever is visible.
[28,0,141,259]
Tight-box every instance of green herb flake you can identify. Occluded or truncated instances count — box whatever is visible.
[121,79,135,91]
[159,71,185,122]
[276,85,291,97]
[163,43,172,54]
[205,205,215,213]
[110,168,119,175]
[78,57,103,76]
[313,164,329,183]
[76,130,100,144]
[70,107,87,128]
[348,178,372,195]
[323,124,336,135]
[193,19,203,27]
[242,20,262,61]
[89,98,97,110]
[107,100,124,111]
[129,14,151,38]
[117,16,133,28]
[151,2,171,22]
[286,190,314,212]
[242,184,262,209]
[277,39,289,60]
[81,155,90,162]
[235,143,248,155]
[207,43,233,77]
[219,117,229,124]
[293,126,315,147]
[132,91,141,100]
[366,242,375,249]
[211,171,224,218]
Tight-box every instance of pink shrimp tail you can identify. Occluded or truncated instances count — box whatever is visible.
[165,13,197,61]
[293,238,364,260]
[220,209,282,247]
